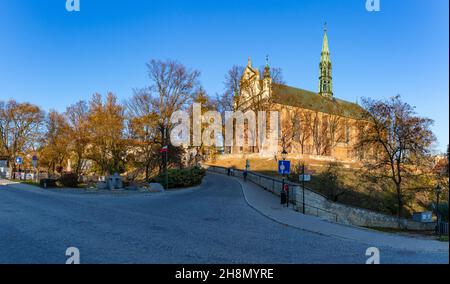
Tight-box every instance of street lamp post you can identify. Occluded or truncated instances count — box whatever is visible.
[281,146,288,207]
[435,184,442,237]
[301,163,305,214]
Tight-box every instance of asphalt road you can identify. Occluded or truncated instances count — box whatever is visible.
[0,174,448,264]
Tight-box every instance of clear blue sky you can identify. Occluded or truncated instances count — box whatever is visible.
[0,0,448,152]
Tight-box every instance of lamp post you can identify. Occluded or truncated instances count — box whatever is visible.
[281,148,288,161]
[281,145,288,207]
[435,184,442,237]
[301,163,305,214]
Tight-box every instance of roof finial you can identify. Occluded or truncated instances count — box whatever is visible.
[248,57,252,67]
[324,22,327,33]
[264,55,271,79]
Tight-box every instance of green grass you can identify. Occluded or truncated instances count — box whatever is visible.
[438,235,449,242]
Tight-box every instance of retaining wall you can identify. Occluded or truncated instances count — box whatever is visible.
[204,165,435,231]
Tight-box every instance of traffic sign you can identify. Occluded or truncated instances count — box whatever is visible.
[278,160,291,175]
[299,174,311,182]
[15,157,23,165]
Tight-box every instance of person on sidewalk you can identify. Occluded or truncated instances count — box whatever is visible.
[243,170,248,182]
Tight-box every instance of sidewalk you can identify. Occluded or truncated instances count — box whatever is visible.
[216,173,449,253]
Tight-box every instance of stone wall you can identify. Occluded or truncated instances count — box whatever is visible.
[204,165,436,231]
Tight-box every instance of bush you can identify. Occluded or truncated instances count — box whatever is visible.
[152,166,206,189]
[437,202,449,222]
[39,178,58,188]
[58,172,79,188]
[317,162,346,202]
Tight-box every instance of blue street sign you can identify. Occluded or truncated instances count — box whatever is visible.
[15,157,23,165]
[278,160,291,175]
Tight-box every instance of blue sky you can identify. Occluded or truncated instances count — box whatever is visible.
[0,0,448,152]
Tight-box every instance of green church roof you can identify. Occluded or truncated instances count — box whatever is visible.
[271,84,366,120]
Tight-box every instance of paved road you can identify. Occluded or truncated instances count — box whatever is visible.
[0,174,448,263]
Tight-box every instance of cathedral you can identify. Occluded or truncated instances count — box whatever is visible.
[233,26,366,161]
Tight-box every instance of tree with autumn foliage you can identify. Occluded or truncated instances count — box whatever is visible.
[86,93,128,175]
[38,110,70,173]
[0,100,44,176]
[355,95,436,217]
[65,101,90,175]
[126,92,160,180]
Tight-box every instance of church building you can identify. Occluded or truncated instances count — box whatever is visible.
[233,26,366,161]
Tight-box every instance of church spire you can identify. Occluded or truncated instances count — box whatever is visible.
[263,55,271,78]
[319,23,333,98]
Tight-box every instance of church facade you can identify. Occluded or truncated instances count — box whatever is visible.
[232,27,367,162]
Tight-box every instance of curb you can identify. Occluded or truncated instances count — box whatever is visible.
[208,172,449,254]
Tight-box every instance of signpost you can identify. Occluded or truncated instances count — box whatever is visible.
[15,157,23,165]
[278,160,291,207]
[299,174,311,182]
[278,160,291,175]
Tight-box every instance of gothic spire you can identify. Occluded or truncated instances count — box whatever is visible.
[319,23,333,98]
[321,23,331,64]
[264,55,271,78]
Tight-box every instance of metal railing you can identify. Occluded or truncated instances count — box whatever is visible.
[205,165,338,222]
[438,222,449,236]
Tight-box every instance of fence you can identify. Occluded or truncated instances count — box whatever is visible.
[205,165,338,222]
[438,222,449,236]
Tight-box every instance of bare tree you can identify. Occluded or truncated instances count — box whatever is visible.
[311,112,330,156]
[220,65,245,113]
[355,95,435,217]
[327,112,345,156]
[143,59,200,172]
[297,109,312,155]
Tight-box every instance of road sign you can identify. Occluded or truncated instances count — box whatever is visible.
[278,160,291,175]
[15,157,23,165]
[299,174,311,182]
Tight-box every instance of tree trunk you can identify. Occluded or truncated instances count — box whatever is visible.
[145,163,150,181]
[395,183,404,217]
